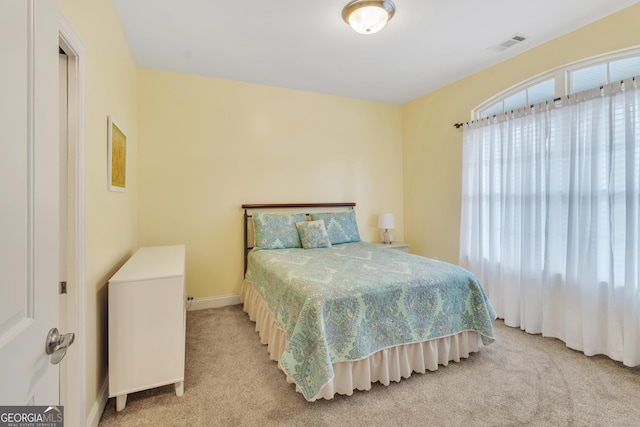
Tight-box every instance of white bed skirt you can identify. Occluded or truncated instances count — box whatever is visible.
[240,279,484,401]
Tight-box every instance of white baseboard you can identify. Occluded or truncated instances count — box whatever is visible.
[86,376,109,427]
[187,294,240,311]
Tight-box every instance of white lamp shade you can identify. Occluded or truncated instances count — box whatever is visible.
[377,213,395,229]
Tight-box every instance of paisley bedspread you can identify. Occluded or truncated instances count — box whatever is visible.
[245,241,496,400]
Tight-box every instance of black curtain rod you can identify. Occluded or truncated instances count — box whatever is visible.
[453,96,562,129]
[453,78,636,129]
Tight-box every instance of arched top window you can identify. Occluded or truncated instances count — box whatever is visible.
[474,47,640,119]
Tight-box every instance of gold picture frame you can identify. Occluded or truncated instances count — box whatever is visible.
[108,115,126,192]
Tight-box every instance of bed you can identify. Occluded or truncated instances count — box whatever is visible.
[239,203,496,401]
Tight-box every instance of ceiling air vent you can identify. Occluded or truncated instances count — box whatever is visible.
[489,34,527,52]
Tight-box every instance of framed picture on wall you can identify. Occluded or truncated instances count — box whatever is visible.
[108,115,127,192]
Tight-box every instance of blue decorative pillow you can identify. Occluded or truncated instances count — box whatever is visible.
[253,212,306,250]
[309,210,361,245]
[295,220,331,249]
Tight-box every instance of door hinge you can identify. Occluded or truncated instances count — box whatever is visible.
[60,281,67,294]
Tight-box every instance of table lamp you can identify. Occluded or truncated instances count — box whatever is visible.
[377,213,395,244]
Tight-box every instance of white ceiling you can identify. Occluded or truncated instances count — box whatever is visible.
[112,0,638,105]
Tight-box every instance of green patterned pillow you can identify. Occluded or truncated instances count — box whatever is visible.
[295,220,331,249]
[253,212,306,250]
[309,210,361,245]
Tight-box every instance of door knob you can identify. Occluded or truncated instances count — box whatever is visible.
[45,328,75,365]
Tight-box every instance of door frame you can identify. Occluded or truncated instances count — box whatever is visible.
[58,12,86,427]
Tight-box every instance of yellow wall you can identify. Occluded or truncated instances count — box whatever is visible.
[403,3,640,264]
[59,0,138,417]
[137,69,404,298]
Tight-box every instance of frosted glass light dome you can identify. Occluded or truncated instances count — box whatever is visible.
[342,0,396,35]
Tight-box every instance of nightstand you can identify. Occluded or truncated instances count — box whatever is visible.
[371,242,410,253]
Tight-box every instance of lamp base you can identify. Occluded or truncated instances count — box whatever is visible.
[381,230,393,244]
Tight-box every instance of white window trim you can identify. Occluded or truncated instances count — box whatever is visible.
[473,45,640,120]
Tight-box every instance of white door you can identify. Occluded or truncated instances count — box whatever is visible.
[0,0,62,404]
[59,50,71,407]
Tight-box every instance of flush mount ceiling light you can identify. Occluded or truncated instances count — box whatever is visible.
[342,0,396,35]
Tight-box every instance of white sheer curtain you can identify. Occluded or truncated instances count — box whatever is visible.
[460,77,640,367]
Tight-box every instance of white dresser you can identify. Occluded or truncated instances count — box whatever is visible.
[108,245,186,411]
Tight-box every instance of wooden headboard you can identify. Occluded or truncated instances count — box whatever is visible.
[241,203,356,274]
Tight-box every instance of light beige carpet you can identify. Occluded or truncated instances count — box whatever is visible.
[99,305,640,427]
